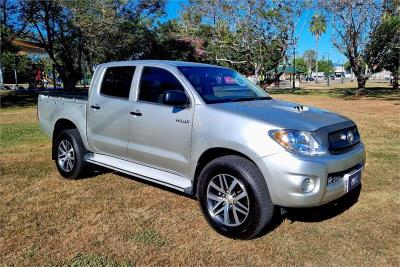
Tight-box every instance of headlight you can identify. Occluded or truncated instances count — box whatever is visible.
[269,129,327,156]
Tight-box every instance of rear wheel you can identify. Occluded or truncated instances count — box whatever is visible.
[54,129,87,179]
[197,155,274,239]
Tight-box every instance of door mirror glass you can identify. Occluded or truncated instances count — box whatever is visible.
[162,90,189,107]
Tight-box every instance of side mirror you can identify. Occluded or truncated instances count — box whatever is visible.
[163,90,189,107]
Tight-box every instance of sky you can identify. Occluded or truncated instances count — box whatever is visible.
[164,0,347,65]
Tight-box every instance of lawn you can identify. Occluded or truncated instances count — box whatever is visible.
[0,91,399,266]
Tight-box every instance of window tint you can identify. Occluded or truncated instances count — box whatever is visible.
[177,66,270,104]
[139,67,185,104]
[100,66,136,99]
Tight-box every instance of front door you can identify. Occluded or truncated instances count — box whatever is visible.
[128,66,194,176]
[88,66,136,158]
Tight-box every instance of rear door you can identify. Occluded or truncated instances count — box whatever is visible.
[128,66,194,176]
[88,66,136,158]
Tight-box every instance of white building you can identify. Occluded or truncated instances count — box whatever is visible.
[370,69,392,80]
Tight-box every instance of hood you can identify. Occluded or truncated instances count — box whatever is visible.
[212,99,350,131]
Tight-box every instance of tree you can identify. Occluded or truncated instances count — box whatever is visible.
[18,0,85,91]
[365,0,400,89]
[181,0,304,85]
[319,0,383,94]
[317,59,334,74]
[1,0,24,87]
[309,14,326,83]
[303,49,317,75]
[150,20,198,61]
[68,0,166,70]
[293,57,307,74]
[15,0,166,90]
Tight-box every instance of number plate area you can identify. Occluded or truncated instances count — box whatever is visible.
[344,168,362,192]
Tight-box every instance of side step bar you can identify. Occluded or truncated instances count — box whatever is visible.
[85,153,193,194]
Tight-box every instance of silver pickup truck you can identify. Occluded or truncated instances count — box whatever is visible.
[38,60,365,239]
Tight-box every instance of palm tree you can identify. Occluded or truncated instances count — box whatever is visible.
[310,14,327,83]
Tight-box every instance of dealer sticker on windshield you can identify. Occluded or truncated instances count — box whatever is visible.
[345,168,362,192]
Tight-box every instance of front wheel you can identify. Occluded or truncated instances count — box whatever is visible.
[54,129,87,179]
[197,155,274,239]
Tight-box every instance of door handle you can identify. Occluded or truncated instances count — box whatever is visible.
[91,105,100,110]
[130,111,142,116]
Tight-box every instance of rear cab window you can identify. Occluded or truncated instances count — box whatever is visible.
[100,66,136,99]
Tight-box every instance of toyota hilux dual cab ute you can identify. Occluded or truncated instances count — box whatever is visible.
[38,60,365,239]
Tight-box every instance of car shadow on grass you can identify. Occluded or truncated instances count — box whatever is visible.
[284,185,362,223]
[257,185,361,238]
[79,165,113,179]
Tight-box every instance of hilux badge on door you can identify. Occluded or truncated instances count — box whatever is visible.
[176,119,190,124]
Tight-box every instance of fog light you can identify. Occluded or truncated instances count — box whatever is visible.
[300,177,315,193]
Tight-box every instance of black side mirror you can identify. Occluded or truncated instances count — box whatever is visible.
[163,90,189,107]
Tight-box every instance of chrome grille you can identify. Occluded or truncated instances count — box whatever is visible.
[328,126,360,154]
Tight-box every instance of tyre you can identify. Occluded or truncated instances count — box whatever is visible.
[54,129,87,179]
[197,155,274,239]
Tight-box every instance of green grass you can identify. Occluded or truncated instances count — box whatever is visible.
[0,123,47,147]
[128,229,166,247]
[64,254,132,267]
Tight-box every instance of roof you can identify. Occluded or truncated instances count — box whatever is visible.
[12,39,46,55]
[268,65,304,74]
[99,60,222,69]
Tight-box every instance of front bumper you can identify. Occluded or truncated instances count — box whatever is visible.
[255,142,366,207]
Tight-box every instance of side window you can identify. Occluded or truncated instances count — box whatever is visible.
[100,66,136,99]
[139,67,185,104]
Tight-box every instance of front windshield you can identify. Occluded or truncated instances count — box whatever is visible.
[177,66,271,104]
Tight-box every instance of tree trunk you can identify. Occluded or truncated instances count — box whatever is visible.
[315,35,319,83]
[393,75,399,90]
[356,78,367,95]
[254,63,261,84]
[61,77,78,92]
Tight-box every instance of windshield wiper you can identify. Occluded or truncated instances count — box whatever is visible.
[230,96,272,102]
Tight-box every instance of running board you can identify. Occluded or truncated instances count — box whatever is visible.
[85,153,193,194]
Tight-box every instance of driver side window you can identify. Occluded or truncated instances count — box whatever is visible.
[138,67,185,104]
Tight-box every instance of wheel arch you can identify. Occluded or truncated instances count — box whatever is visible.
[52,119,78,159]
[193,147,256,196]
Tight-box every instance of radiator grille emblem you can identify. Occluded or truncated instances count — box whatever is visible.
[347,131,354,144]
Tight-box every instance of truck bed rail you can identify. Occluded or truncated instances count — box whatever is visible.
[39,89,88,100]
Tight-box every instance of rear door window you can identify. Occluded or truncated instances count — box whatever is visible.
[100,66,136,99]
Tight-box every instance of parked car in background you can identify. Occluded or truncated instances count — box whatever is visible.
[305,77,315,81]
[38,60,365,239]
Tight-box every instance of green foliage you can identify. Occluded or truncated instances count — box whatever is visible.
[365,0,400,88]
[147,20,198,61]
[180,0,305,78]
[293,57,308,73]
[309,13,326,81]
[303,49,317,71]
[309,14,327,40]
[68,0,167,66]
[1,52,31,84]
[15,0,166,90]
[317,59,335,74]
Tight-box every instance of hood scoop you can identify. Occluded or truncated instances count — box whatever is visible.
[273,105,310,113]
